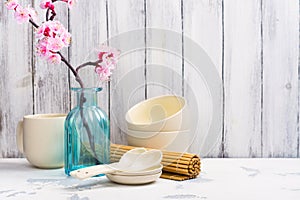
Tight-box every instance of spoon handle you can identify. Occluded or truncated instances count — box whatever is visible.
[70,164,116,180]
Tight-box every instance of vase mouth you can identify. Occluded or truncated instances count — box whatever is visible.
[71,87,103,92]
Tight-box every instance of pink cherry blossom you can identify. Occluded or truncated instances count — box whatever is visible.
[61,31,71,46]
[47,37,65,52]
[47,53,61,65]
[36,38,50,58]
[102,52,118,68]
[40,0,55,10]
[97,46,119,60]
[95,65,113,81]
[14,6,30,24]
[5,0,19,10]
[35,20,70,51]
[95,45,120,81]
[97,45,120,67]
[35,20,71,63]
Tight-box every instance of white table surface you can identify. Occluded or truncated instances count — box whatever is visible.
[0,158,299,200]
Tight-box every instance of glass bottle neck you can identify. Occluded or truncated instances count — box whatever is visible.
[72,88,102,107]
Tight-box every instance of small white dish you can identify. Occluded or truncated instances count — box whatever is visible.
[106,171,162,185]
[112,164,163,176]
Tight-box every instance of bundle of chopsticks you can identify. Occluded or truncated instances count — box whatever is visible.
[110,143,201,181]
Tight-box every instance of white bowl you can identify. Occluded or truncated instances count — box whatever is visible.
[125,95,190,132]
[106,171,162,185]
[126,129,190,152]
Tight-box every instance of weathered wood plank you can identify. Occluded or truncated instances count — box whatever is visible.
[262,0,299,157]
[1,0,299,158]
[223,0,262,157]
[107,0,146,144]
[146,0,182,98]
[0,0,33,158]
[69,0,108,113]
[183,0,223,156]
[33,0,70,114]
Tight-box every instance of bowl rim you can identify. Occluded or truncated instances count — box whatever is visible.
[125,95,187,126]
[23,113,67,119]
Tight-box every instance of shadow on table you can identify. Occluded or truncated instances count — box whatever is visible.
[0,159,44,171]
[65,177,157,192]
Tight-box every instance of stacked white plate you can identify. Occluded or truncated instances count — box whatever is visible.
[106,164,163,185]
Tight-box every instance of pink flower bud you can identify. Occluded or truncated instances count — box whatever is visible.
[40,0,54,10]
[5,0,19,10]
[62,0,76,9]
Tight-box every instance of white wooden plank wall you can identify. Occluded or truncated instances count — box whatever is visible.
[146,0,182,98]
[223,0,262,157]
[108,0,146,144]
[0,0,299,158]
[0,0,33,158]
[262,0,299,157]
[183,0,223,157]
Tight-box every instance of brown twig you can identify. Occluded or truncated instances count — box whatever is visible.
[49,9,56,21]
[76,60,102,73]
[46,8,50,21]
[29,19,39,29]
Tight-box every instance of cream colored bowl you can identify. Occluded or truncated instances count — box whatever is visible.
[126,129,190,152]
[125,95,190,132]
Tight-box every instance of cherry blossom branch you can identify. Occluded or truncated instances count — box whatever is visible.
[27,19,83,89]
[29,19,38,29]
[76,60,102,73]
[57,52,84,87]
[46,8,50,21]
[6,0,118,162]
[49,9,56,20]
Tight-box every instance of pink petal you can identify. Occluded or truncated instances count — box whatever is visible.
[47,53,61,65]
[5,0,19,10]
[14,6,30,24]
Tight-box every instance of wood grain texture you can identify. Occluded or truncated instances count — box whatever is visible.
[183,0,223,156]
[107,0,146,144]
[146,0,182,98]
[1,0,299,158]
[33,1,70,114]
[0,0,33,158]
[223,0,262,157]
[262,0,299,157]
[69,0,108,112]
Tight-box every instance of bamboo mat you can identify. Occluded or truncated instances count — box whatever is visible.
[110,144,201,181]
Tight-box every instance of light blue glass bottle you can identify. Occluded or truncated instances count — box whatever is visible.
[64,87,110,176]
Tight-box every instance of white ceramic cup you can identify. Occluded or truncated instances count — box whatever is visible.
[125,95,191,132]
[16,113,66,169]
